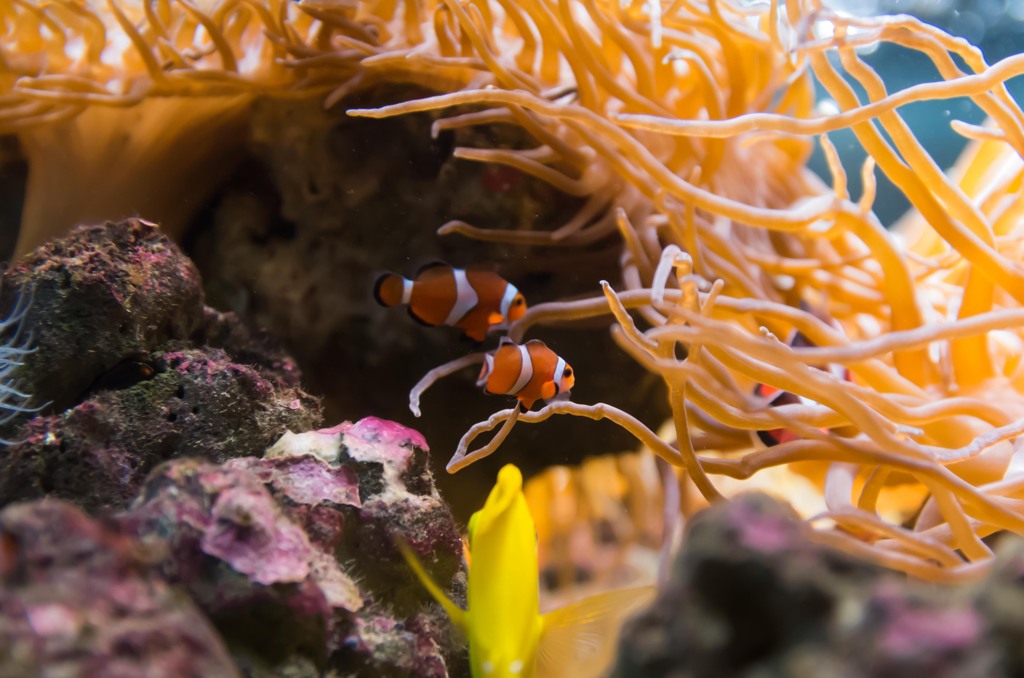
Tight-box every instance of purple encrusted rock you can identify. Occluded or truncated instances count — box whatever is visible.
[612,493,1006,677]
[0,500,238,677]
[121,417,467,677]
[201,483,315,586]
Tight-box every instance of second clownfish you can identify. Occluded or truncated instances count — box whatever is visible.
[374,262,527,342]
[478,339,574,412]
[754,330,850,447]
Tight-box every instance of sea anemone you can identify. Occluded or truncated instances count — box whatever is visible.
[0,0,450,256]
[349,0,1024,583]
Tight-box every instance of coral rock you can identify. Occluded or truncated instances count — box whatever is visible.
[0,500,238,677]
[122,418,467,677]
[0,348,320,511]
[2,218,205,413]
[612,493,1003,678]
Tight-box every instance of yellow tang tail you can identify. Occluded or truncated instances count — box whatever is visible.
[536,586,656,678]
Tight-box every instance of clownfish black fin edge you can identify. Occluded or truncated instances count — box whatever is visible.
[415,260,451,276]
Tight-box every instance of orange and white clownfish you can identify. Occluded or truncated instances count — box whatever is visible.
[374,262,527,342]
[477,339,574,412]
[754,330,850,447]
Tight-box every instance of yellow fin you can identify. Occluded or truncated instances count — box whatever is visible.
[396,538,467,631]
[536,586,656,678]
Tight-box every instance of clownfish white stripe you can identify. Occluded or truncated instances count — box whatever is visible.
[498,283,518,324]
[401,278,414,306]
[477,352,495,387]
[509,344,534,395]
[552,356,566,392]
[444,268,480,326]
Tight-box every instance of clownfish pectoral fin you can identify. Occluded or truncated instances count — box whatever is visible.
[487,311,505,326]
[541,381,558,400]
[462,324,488,343]
[395,538,467,633]
[536,586,656,678]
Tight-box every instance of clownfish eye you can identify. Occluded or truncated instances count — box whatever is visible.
[563,367,572,377]
[513,296,524,306]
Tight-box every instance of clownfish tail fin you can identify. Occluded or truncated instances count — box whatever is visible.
[373,272,408,308]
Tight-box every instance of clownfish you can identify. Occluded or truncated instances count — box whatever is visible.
[754,330,850,447]
[477,339,574,412]
[398,464,654,678]
[374,262,527,342]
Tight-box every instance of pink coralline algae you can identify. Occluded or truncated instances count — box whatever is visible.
[878,601,983,657]
[229,455,361,508]
[201,483,317,586]
[0,500,239,677]
[345,416,430,455]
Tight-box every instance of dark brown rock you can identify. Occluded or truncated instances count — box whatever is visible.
[0,348,320,511]
[2,218,205,415]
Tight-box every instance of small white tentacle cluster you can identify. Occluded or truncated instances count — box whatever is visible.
[0,287,40,440]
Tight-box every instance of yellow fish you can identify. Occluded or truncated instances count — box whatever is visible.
[400,464,654,678]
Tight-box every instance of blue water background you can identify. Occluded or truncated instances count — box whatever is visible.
[810,0,1024,225]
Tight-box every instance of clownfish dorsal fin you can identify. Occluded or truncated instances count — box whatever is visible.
[395,537,467,633]
[415,260,451,277]
[536,586,656,678]
[524,339,546,348]
[463,261,498,273]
